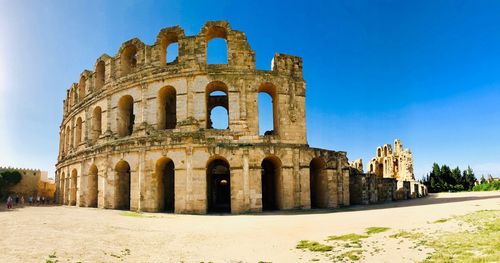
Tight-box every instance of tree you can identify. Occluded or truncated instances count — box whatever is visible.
[0,170,22,197]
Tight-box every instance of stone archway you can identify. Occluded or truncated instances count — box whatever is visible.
[115,160,131,210]
[70,169,78,206]
[261,156,283,211]
[207,158,231,213]
[87,164,98,207]
[310,158,328,208]
[155,157,175,212]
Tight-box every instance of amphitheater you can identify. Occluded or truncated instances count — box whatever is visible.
[55,21,421,214]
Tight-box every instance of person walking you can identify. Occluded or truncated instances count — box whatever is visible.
[28,196,33,206]
[20,196,25,207]
[6,195,13,209]
[15,194,19,206]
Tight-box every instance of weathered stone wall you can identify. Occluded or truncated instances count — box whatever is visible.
[0,168,55,199]
[55,21,350,214]
[349,173,396,205]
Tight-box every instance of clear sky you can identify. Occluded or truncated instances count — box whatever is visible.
[1,0,500,179]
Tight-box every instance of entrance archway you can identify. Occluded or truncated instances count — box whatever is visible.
[155,157,175,212]
[88,164,98,207]
[70,169,77,206]
[207,158,231,213]
[115,160,131,210]
[310,158,328,208]
[261,156,282,211]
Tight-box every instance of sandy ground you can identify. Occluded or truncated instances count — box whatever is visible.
[1,191,499,263]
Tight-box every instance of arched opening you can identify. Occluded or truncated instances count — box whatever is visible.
[377,148,381,157]
[206,81,229,129]
[384,146,388,156]
[121,45,137,75]
[60,172,65,204]
[258,83,278,136]
[95,61,105,90]
[370,164,374,173]
[166,43,179,63]
[115,160,131,210]
[78,77,86,101]
[155,157,175,212]
[157,86,177,130]
[310,158,328,208]
[65,126,71,151]
[117,95,134,137]
[91,107,102,144]
[377,163,383,177]
[70,169,77,206]
[261,156,282,211]
[88,165,98,208]
[159,33,179,65]
[207,158,231,213]
[206,26,228,64]
[75,117,83,146]
[209,106,228,129]
[65,175,70,205]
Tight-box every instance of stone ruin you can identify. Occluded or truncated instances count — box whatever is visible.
[55,21,426,214]
[349,139,428,205]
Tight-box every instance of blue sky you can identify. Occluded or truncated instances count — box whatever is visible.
[1,0,500,179]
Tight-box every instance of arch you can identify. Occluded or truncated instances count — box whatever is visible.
[159,33,179,65]
[75,117,83,146]
[115,160,131,210]
[78,77,86,101]
[117,95,134,137]
[157,86,177,130]
[206,26,228,64]
[206,81,229,129]
[70,169,77,206]
[155,157,175,212]
[65,126,71,152]
[87,164,98,208]
[121,44,138,75]
[261,156,283,211]
[60,172,65,204]
[258,83,279,136]
[310,158,328,208]
[95,61,105,90]
[384,146,388,156]
[207,157,231,213]
[377,148,382,157]
[91,106,102,144]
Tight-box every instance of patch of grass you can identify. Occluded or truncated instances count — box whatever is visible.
[119,211,146,217]
[365,227,390,235]
[423,210,500,262]
[296,240,333,252]
[432,218,449,223]
[388,230,422,240]
[48,252,57,258]
[339,249,364,261]
[327,233,368,242]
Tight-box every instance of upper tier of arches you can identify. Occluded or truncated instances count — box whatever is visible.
[62,21,303,114]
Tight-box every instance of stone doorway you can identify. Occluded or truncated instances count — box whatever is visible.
[207,159,231,213]
[261,157,282,211]
[156,157,175,212]
[115,160,131,210]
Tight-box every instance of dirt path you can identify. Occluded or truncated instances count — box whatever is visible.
[1,191,499,262]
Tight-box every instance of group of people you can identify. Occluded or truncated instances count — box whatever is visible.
[5,194,51,209]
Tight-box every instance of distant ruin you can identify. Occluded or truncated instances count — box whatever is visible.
[349,139,427,205]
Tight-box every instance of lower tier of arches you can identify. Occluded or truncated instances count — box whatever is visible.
[55,145,350,214]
